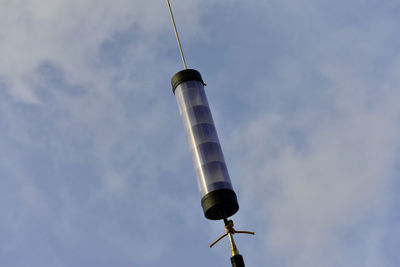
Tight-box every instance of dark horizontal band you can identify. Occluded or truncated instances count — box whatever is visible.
[171,69,204,93]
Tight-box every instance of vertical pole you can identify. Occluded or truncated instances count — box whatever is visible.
[231,254,246,267]
[228,233,246,267]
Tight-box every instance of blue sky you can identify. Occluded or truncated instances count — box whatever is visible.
[1,0,399,266]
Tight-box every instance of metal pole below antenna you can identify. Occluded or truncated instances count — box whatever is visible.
[167,0,188,69]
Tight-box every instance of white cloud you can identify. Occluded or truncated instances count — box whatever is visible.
[0,0,399,266]
[229,91,400,265]
[0,0,207,103]
[226,12,400,267]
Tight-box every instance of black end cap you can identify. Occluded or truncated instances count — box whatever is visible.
[231,255,245,267]
[171,69,204,94]
[201,189,239,220]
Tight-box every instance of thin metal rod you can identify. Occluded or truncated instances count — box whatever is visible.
[166,0,188,69]
[228,233,240,257]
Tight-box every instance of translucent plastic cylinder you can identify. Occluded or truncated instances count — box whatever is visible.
[175,79,233,197]
[172,69,239,220]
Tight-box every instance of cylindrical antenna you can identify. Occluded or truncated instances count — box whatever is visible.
[167,2,253,266]
[167,0,188,69]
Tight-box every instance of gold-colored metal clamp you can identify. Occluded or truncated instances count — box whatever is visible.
[210,220,254,249]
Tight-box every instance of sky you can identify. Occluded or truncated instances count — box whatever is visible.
[0,0,399,266]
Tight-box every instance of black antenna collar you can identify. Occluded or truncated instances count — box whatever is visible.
[171,69,204,94]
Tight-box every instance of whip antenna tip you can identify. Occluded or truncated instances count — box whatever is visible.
[166,0,188,69]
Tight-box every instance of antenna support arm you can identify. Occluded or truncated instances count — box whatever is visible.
[210,220,254,267]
